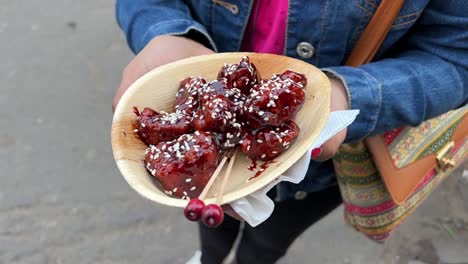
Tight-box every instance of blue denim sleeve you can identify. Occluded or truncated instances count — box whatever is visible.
[116,0,216,54]
[322,0,468,142]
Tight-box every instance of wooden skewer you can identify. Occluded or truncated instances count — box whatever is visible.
[198,151,231,200]
[216,148,238,205]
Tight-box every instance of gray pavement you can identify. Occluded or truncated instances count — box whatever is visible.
[1,1,467,263]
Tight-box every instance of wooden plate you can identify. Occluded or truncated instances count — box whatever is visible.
[111,52,330,208]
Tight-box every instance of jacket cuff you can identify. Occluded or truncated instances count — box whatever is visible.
[132,19,217,54]
[321,66,382,142]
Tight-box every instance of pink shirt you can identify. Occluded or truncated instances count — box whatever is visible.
[241,0,289,55]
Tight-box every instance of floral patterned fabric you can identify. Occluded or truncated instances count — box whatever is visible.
[333,106,467,242]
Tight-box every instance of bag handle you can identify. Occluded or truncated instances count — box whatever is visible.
[346,0,406,67]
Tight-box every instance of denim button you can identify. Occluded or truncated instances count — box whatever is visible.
[296,42,315,59]
[294,191,308,200]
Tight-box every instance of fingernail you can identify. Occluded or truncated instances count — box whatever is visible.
[311,147,322,158]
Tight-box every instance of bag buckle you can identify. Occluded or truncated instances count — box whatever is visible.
[436,141,455,172]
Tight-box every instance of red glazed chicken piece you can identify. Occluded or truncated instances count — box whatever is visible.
[145,131,220,199]
[193,94,246,149]
[245,73,305,129]
[200,79,229,105]
[201,80,248,120]
[173,76,207,116]
[136,107,193,145]
[240,120,300,161]
[217,56,259,95]
[280,70,307,87]
[224,87,248,123]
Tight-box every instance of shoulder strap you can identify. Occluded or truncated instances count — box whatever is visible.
[346,0,406,67]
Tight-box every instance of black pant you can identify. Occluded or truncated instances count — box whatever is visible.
[199,185,343,264]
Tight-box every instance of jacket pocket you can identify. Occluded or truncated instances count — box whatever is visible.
[354,0,428,31]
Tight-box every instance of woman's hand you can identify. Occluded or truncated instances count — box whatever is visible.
[311,77,350,161]
[112,35,214,112]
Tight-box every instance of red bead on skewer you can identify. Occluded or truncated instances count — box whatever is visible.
[201,204,224,227]
[184,198,205,221]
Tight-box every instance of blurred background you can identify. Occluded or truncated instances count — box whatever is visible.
[1,1,467,263]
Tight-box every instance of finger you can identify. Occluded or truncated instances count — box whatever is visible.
[221,204,244,221]
[112,79,132,112]
[310,146,335,162]
[311,129,347,162]
[112,60,149,112]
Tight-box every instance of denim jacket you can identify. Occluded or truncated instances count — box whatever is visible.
[116,0,468,201]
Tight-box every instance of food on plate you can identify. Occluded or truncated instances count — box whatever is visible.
[245,71,305,129]
[217,56,259,95]
[136,107,193,145]
[193,94,246,149]
[173,76,206,116]
[240,120,300,161]
[144,131,219,199]
[135,56,307,200]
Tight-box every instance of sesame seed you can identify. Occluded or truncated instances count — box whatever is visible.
[261,154,266,158]
[186,178,192,182]
[190,186,196,191]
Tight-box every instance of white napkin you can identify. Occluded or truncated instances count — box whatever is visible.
[229,110,360,227]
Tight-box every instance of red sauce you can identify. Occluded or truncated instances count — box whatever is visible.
[249,159,276,180]
[131,123,140,140]
[133,106,140,116]
[248,159,258,171]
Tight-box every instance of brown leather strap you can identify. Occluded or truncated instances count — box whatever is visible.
[346,0,405,67]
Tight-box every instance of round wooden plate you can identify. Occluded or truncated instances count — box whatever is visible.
[111,52,330,208]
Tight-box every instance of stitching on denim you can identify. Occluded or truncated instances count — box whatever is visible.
[212,0,238,14]
[396,10,423,19]
[354,1,424,32]
[364,0,377,8]
[316,0,329,66]
[391,10,423,30]
[355,0,373,16]
[361,68,382,137]
[141,19,189,44]
[320,68,353,110]
[141,20,218,52]
[391,17,420,30]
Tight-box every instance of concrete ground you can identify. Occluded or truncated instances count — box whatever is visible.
[1,1,467,263]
